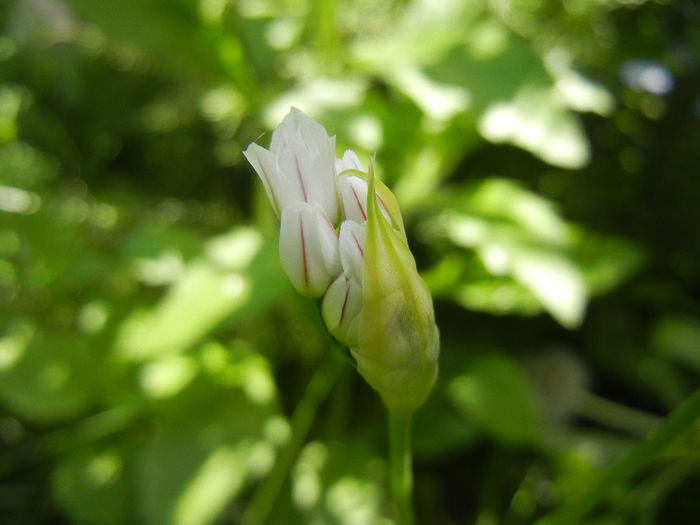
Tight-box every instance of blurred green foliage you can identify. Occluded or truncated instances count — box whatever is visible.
[1,0,699,524]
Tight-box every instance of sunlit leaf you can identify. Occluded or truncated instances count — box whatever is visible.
[0,323,104,423]
[52,341,284,525]
[423,179,644,327]
[115,229,289,361]
[283,439,385,525]
[447,353,542,446]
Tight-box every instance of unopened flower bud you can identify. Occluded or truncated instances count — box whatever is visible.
[243,108,340,224]
[338,220,366,283]
[322,273,363,347]
[338,174,392,226]
[279,202,341,297]
[320,220,366,347]
[244,108,440,412]
[335,149,365,174]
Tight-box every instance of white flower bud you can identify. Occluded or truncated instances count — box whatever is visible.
[335,149,365,175]
[338,220,365,283]
[243,142,299,216]
[279,202,341,297]
[270,107,331,159]
[337,174,391,226]
[243,108,340,224]
[322,273,363,347]
[277,136,339,224]
[321,221,366,347]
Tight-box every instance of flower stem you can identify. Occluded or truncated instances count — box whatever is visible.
[242,349,344,525]
[388,409,415,525]
[536,387,700,525]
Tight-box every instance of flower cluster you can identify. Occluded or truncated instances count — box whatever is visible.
[244,108,439,411]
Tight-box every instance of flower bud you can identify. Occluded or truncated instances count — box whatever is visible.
[277,136,339,224]
[244,109,440,412]
[243,108,340,224]
[320,221,366,347]
[335,149,365,175]
[243,142,298,215]
[338,220,365,283]
[270,107,330,159]
[279,202,341,297]
[351,163,439,411]
[322,273,363,347]
[338,174,392,226]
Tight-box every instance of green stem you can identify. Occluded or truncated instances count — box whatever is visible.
[242,349,343,525]
[388,409,415,525]
[577,391,662,437]
[536,387,700,525]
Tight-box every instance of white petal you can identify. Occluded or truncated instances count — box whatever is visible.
[337,174,392,225]
[307,135,340,225]
[335,150,365,175]
[278,136,339,224]
[338,220,365,283]
[338,175,369,224]
[279,202,341,297]
[269,110,297,156]
[243,142,289,216]
[270,107,330,158]
[289,107,331,157]
[278,138,313,202]
[322,273,363,347]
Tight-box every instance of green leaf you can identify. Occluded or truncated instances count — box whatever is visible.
[0,141,58,188]
[537,388,700,525]
[0,322,104,423]
[52,342,284,525]
[426,179,644,327]
[447,353,542,446]
[115,228,289,361]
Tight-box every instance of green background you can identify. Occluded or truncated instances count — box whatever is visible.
[1,0,698,523]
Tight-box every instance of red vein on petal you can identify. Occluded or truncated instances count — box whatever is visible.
[350,185,367,221]
[300,215,309,287]
[351,232,364,256]
[257,161,281,215]
[339,284,351,325]
[295,155,308,202]
[323,212,339,237]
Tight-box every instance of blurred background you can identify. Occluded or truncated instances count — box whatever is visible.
[1,0,699,523]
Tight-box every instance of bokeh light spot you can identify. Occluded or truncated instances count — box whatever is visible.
[77,301,109,335]
[620,60,674,95]
[139,355,197,399]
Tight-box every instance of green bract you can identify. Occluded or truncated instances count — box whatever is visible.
[351,162,440,412]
